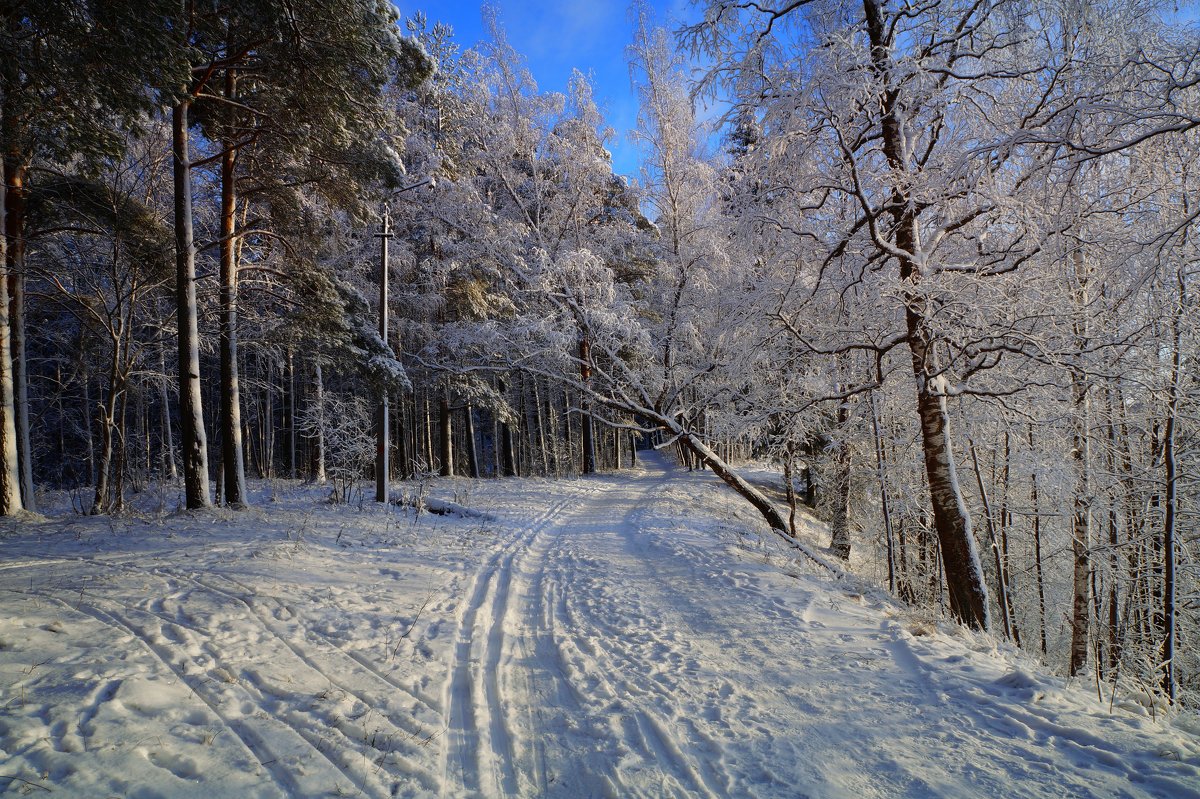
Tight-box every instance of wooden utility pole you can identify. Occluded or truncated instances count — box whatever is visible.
[374,208,393,502]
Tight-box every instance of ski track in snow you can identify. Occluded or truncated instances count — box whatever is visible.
[1,452,1198,798]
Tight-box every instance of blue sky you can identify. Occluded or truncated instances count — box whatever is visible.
[391,1,698,180]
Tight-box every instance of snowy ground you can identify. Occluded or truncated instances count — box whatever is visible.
[2,452,1198,798]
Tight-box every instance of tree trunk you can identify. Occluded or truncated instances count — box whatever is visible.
[2,137,33,511]
[313,360,326,484]
[464,403,480,479]
[158,342,177,480]
[968,436,1014,642]
[864,0,988,631]
[9,257,31,511]
[439,391,453,477]
[375,212,391,501]
[1029,425,1049,657]
[112,362,130,513]
[498,378,517,477]
[172,98,211,509]
[682,434,789,533]
[91,345,123,514]
[219,70,248,507]
[1159,272,1184,702]
[0,168,20,513]
[783,443,798,538]
[828,402,852,559]
[579,338,596,474]
[870,395,897,596]
[1069,380,1091,676]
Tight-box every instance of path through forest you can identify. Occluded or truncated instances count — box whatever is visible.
[1,454,1198,797]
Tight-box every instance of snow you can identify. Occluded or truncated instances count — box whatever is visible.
[2,453,1198,798]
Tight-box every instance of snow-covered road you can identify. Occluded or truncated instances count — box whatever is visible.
[2,453,1198,797]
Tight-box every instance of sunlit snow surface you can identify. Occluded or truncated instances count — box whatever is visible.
[2,453,1198,798]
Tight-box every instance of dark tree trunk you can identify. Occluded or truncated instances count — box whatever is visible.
[1160,276,1184,701]
[498,378,517,477]
[579,338,596,474]
[828,402,852,559]
[870,396,897,596]
[158,342,177,480]
[464,404,480,479]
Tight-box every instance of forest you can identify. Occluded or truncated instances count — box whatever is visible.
[1,0,1197,720]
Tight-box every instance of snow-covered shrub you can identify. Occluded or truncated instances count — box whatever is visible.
[298,391,375,503]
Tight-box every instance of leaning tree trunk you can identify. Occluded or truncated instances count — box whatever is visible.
[0,175,22,514]
[682,433,789,533]
[172,98,211,509]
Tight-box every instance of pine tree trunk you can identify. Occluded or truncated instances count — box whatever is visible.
[10,256,31,510]
[544,385,559,476]
[218,71,248,507]
[171,99,211,508]
[0,167,20,514]
[1,144,33,511]
[439,391,452,477]
[532,378,549,475]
